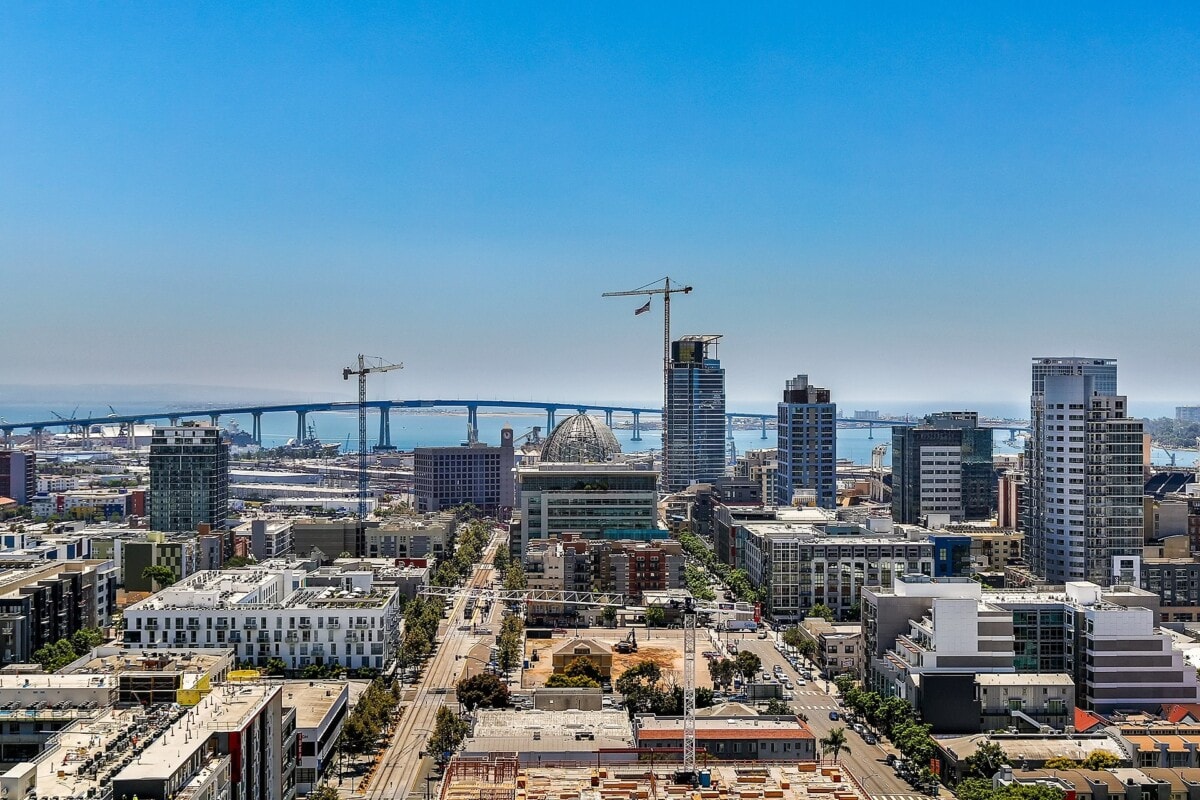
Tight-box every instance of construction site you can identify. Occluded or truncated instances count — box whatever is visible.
[440,754,868,800]
[523,628,715,690]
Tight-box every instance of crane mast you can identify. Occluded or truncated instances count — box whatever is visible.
[602,277,693,489]
[342,355,403,520]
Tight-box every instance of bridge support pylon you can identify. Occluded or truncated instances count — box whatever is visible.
[546,407,557,433]
[209,413,220,426]
[604,410,613,428]
[297,411,307,442]
[378,407,392,449]
[251,412,263,446]
[867,422,873,440]
[761,417,768,439]
[467,405,478,445]
[631,412,642,441]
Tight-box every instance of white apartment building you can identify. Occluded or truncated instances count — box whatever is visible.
[37,475,80,493]
[123,565,402,671]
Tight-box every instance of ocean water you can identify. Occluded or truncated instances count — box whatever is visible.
[0,402,1136,466]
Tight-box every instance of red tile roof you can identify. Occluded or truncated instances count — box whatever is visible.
[1074,707,1107,733]
[1163,704,1200,724]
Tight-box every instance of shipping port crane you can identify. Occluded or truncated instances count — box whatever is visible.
[342,355,403,520]
[603,278,692,488]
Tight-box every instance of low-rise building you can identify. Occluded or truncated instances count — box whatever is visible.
[367,512,455,560]
[634,713,818,761]
[463,709,633,764]
[233,518,295,561]
[976,673,1075,732]
[123,564,402,672]
[935,731,1129,783]
[32,487,145,520]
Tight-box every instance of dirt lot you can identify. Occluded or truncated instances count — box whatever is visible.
[522,627,714,690]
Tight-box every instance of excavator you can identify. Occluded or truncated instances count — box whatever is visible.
[614,628,638,654]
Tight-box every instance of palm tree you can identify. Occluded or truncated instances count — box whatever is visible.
[820,727,851,763]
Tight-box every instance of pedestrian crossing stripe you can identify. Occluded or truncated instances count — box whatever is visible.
[870,794,929,800]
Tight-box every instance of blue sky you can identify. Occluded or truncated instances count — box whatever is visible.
[2,4,1198,410]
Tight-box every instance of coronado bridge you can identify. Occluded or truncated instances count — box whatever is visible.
[0,400,1028,448]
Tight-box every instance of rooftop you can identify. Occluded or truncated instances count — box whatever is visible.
[283,680,347,730]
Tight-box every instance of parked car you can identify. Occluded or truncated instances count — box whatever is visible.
[757,631,769,639]
[828,710,840,721]
[864,734,877,745]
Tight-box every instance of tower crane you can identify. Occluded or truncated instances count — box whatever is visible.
[342,355,403,520]
[602,278,693,489]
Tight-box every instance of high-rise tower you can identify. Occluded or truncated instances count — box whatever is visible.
[892,411,994,524]
[149,424,230,532]
[664,336,726,492]
[775,375,837,508]
[1026,358,1142,585]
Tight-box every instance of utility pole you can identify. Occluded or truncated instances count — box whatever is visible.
[602,278,692,489]
[342,355,403,520]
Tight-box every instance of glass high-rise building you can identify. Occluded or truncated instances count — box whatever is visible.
[664,335,726,492]
[892,411,994,524]
[1025,358,1142,585]
[149,425,230,532]
[775,375,837,508]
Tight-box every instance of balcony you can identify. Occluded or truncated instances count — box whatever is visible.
[326,619,341,628]
[353,621,370,629]
[285,632,299,643]
[299,621,312,629]
[244,619,258,629]
[345,632,358,642]
[215,620,229,629]
[144,619,159,630]
[228,632,243,643]
[257,632,271,643]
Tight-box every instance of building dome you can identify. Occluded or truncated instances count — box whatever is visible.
[541,414,622,463]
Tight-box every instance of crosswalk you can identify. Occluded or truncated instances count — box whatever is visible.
[793,704,836,710]
[869,794,933,800]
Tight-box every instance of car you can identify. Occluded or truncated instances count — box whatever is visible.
[885,754,897,766]
[828,710,840,721]
[757,631,769,639]
[795,679,806,686]
[864,734,877,745]
[852,723,866,735]
[762,672,772,681]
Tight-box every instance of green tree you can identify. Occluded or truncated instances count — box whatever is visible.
[764,698,794,715]
[807,603,835,623]
[1042,757,1079,770]
[225,555,257,568]
[707,657,736,688]
[69,627,105,656]
[797,638,818,664]
[456,673,510,711]
[33,638,79,672]
[601,606,618,626]
[563,656,604,683]
[1081,750,1123,770]
[141,564,177,589]
[263,658,288,676]
[546,673,601,688]
[963,740,1010,778]
[504,564,527,591]
[644,606,666,628]
[310,783,341,800]
[734,650,762,682]
[819,727,850,763]
[427,706,469,763]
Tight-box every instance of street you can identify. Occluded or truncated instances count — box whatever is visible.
[364,531,505,800]
[735,636,933,800]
